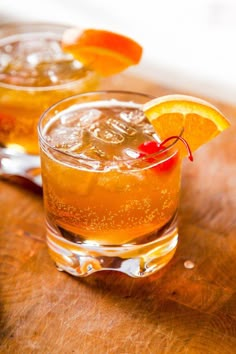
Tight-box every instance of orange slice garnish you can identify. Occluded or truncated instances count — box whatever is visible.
[62,28,142,76]
[143,94,230,153]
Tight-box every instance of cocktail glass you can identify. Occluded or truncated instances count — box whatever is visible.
[0,23,98,184]
[38,91,182,278]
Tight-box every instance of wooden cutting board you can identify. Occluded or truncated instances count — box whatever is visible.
[1,73,236,353]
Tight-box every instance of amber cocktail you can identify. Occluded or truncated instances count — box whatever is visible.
[38,91,181,277]
[0,23,98,180]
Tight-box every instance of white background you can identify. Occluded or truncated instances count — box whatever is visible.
[1,0,236,103]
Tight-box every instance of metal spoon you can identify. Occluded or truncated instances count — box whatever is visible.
[0,150,42,194]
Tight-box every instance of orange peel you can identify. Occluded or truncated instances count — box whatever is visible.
[62,28,142,76]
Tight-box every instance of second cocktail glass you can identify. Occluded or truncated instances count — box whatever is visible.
[0,23,99,182]
[38,91,182,278]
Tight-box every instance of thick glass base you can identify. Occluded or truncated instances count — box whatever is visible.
[46,222,178,278]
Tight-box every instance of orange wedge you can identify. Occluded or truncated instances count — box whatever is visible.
[62,28,142,76]
[143,94,230,153]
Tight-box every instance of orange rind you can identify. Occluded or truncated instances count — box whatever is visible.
[62,28,142,76]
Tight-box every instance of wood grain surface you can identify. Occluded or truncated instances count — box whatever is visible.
[1,74,236,354]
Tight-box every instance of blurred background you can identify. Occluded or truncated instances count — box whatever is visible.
[1,0,236,103]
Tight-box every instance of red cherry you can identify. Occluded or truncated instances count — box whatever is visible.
[138,140,162,155]
[138,136,193,173]
[138,141,178,173]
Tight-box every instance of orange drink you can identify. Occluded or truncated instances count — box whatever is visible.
[0,23,99,179]
[38,91,183,277]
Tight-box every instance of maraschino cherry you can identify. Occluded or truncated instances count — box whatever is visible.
[138,136,193,173]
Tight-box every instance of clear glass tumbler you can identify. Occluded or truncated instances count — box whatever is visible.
[0,22,99,184]
[38,91,182,277]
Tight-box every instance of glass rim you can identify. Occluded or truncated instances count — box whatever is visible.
[38,90,181,168]
[0,21,96,92]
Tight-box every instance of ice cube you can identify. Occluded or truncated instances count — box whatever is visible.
[0,53,11,71]
[106,118,137,136]
[27,52,43,67]
[90,125,124,144]
[36,59,84,84]
[120,109,145,124]
[142,123,157,135]
[122,148,140,159]
[46,126,82,149]
[22,39,66,66]
[60,111,82,127]
[80,109,102,127]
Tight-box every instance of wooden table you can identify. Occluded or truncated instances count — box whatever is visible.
[1,74,236,354]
